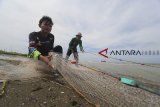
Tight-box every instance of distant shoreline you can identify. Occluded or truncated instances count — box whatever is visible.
[0,50,27,57]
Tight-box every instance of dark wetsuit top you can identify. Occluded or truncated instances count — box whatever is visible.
[29,31,54,56]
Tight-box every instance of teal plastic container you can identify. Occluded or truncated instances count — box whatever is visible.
[120,77,137,86]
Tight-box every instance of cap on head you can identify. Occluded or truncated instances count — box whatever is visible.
[76,32,82,37]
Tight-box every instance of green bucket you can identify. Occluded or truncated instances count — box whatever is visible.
[120,77,137,86]
[120,77,160,95]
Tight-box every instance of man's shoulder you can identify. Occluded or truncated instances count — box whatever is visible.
[47,33,54,42]
[48,33,54,38]
[72,37,76,40]
[79,39,82,43]
[29,32,54,37]
[29,31,39,37]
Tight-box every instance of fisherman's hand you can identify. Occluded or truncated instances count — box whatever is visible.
[36,42,42,47]
[39,55,54,69]
[47,62,54,69]
[47,55,52,61]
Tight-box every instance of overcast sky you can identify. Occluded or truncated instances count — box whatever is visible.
[0,0,160,62]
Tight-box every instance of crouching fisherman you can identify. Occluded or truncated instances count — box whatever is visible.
[28,16,63,69]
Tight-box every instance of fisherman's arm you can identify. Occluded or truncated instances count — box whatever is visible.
[79,40,84,52]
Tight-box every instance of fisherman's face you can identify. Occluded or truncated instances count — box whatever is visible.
[76,36,81,40]
[39,21,52,33]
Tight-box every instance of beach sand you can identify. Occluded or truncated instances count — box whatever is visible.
[1,55,160,107]
[0,58,93,107]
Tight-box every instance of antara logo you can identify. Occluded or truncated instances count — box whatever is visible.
[99,48,159,58]
[98,48,108,58]
[110,50,142,55]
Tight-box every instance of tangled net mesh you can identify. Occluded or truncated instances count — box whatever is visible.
[51,53,160,107]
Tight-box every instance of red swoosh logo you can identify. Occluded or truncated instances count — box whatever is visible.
[98,48,108,58]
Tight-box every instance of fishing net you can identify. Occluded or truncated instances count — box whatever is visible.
[51,53,160,107]
[0,57,42,80]
[79,53,160,94]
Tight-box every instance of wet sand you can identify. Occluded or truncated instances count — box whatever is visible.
[0,58,94,107]
[1,54,160,107]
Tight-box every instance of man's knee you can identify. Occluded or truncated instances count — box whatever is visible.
[53,45,63,54]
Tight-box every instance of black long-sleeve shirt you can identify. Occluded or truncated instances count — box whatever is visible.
[29,31,54,56]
